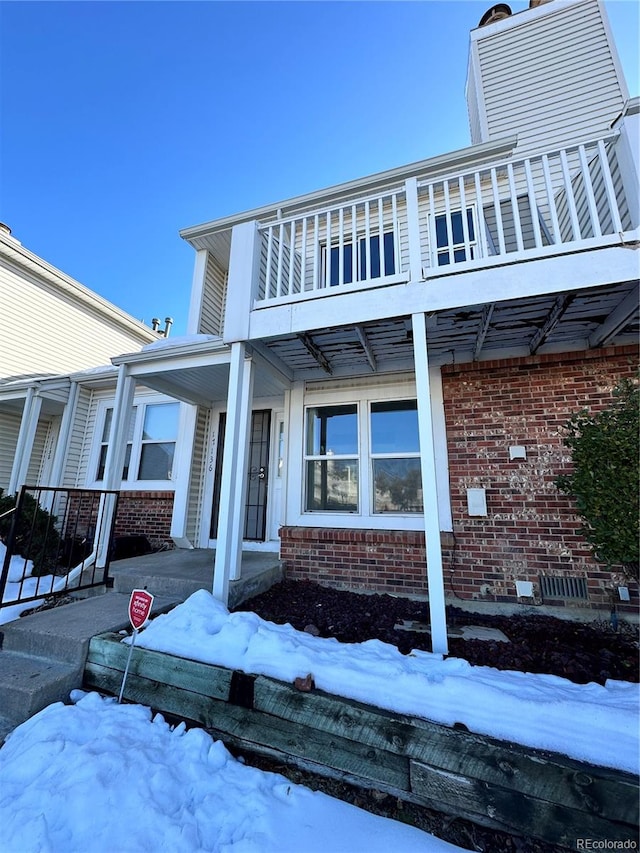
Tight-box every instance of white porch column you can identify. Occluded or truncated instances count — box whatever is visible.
[97,365,135,569]
[9,388,42,495]
[170,402,199,549]
[48,380,79,488]
[223,221,261,344]
[213,342,254,603]
[412,312,449,655]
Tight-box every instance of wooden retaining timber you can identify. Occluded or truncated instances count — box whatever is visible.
[84,633,639,850]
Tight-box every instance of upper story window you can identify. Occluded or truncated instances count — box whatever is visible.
[303,399,422,515]
[93,399,180,488]
[435,208,476,266]
[324,231,396,287]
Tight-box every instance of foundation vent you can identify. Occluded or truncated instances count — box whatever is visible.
[539,575,588,602]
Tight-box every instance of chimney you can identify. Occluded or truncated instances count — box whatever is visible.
[163,317,173,338]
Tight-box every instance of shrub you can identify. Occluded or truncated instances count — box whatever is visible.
[556,378,639,581]
[0,489,61,576]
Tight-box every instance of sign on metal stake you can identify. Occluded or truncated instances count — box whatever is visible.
[118,589,154,704]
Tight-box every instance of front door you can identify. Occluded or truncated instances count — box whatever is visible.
[210,410,271,542]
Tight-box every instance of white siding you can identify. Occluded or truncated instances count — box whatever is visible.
[0,258,153,380]
[470,0,626,157]
[0,411,21,491]
[63,386,93,488]
[186,406,210,543]
[25,418,54,485]
[199,255,228,335]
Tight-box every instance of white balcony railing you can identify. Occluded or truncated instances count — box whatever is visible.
[254,133,634,308]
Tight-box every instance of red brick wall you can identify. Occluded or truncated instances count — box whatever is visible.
[113,491,174,551]
[281,345,638,612]
[280,527,454,596]
[441,345,638,610]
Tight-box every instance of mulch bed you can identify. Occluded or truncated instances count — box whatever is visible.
[230,579,639,852]
[234,579,638,685]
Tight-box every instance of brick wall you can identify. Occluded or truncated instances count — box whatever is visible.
[441,345,638,610]
[281,345,638,612]
[113,491,174,551]
[280,527,455,596]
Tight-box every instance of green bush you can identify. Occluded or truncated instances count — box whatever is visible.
[556,378,639,581]
[0,489,61,576]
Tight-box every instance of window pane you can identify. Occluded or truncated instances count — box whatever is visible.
[96,443,131,481]
[138,442,175,480]
[373,458,423,513]
[306,459,358,511]
[371,400,419,453]
[101,409,113,443]
[142,403,179,441]
[383,231,395,276]
[329,243,353,286]
[306,405,357,455]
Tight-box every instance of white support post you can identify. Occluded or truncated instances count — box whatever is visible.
[9,388,42,495]
[186,249,209,334]
[412,312,449,655]
[229,356,254,580]
[213,342,253,604]
[223,221,262,343]
[170,402,199,549]
[48,381,79,488]
[97,365,136,569]
[405,177,423,282]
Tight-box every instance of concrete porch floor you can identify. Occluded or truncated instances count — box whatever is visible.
[109,548,283,609]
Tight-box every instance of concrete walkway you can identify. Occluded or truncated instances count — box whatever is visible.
[0,548,282,744]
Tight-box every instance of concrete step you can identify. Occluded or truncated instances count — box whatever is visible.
[112,570,206,601]
[0,650,79,722]
[0,591,181,665]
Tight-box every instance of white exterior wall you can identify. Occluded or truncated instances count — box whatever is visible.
[467,0,627,157]
[186,406,210,543]
[62,385,93,488]
[199,254,228,335]
[0,411,21,491]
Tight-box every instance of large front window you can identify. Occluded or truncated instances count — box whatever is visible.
[303,399,422,515]
[95,400,179,486]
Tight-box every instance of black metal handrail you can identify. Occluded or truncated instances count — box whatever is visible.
[0,485,120,614]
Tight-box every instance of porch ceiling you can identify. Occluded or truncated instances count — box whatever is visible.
[125,355,290,407]
[260,281,639,379]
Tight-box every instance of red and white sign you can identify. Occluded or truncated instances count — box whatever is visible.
[128,589,154,631]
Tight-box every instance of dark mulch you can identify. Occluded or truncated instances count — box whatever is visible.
[234,579,638,685]
[230,579,639,853]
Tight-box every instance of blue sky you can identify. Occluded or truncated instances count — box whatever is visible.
[1,1,638,336]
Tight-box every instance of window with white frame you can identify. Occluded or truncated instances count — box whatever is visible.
[323,231,396,287]
[370,400,422,513]
[434,208,476,266]
[305,404,359,511]
[94,399,180,487]
[303,398,422,515]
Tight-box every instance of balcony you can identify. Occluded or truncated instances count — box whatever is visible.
[253,132,637,311]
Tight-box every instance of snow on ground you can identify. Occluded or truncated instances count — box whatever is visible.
[131,590,639,775]
[0,541,49,624]
[0,691,462,853]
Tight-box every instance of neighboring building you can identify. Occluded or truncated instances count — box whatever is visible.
[0,228,176,550]
[9,0,639,650]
